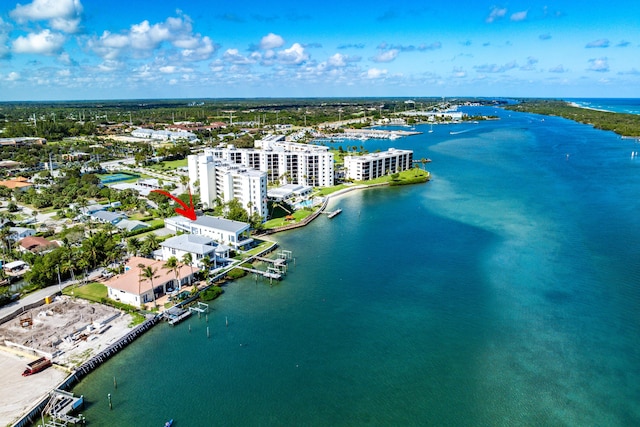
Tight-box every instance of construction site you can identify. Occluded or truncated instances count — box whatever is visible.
[0,296,135,426]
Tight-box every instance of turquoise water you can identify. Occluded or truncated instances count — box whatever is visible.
[72,107,640,426]
[567,98,640,115]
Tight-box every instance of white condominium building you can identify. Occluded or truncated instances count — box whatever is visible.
[344,148,414,181]
[188,154,268,220]
[205,139,334,187]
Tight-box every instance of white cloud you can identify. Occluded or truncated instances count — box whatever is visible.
[10,0,83,33]
[588,57,609,72]
[12,29,65,55]
[452,67,467,78]
[510,11,528,21]
[88,14,216,61]
[180,36,216,61]
[328,53,347,67]
[260,33,284,50]
[58,51,75,65]
[222,48,256,65]
[486,7,507,23]
[372,49,398,63]
[159,66,177,73]
[6,71,20,81]
[366,68,387,79]
[277,43,308,65]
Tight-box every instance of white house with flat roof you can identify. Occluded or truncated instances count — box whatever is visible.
[164,215,253,250]
[158,233,228,267]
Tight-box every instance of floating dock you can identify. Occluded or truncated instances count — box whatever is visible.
[327,209,342,218]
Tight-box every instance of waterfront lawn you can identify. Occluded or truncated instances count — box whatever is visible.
[387,168,430,185]
[263,208,314,228]
[315,184,352,197]
[63,282,107,303]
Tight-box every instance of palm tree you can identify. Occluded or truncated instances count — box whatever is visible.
[142,233,159,255]
[0,225,13,257]
[180,174,189,193]
[127,237,142,257]
[139,264,158,308]
[163,256,180,292]
[181,253,193,287]
[199,257,214,284]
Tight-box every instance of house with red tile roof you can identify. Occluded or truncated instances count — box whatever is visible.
[18,236,59,254]
[103,256,196,307]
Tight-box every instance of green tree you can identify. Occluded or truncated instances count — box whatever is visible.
[139,264,159,308]
[163,256,180,291]
[181,252,193,287]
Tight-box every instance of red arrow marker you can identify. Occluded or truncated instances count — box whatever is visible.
[151,189,197,220]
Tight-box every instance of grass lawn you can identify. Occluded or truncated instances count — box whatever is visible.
[314,184,352,197]
[263,208,315,228]
[63,282,107,303]
[147,159,188,171]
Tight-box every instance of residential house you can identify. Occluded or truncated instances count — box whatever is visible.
[115,219,149,233]
[0,177,33,191]
[90,210,126,225]
[18,236,59,254]
[164,215,253,250]
[9,227,36,242]
[158,233,230,269]
[104,256,195,307]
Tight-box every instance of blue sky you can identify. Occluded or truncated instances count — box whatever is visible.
[0,0,639,101]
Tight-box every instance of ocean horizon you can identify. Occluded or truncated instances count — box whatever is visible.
[69,103,640,426]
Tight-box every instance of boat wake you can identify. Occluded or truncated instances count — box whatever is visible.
[449,129,474,135]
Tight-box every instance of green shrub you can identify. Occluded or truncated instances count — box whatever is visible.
[200,286,223,301]
[226,268,247,280]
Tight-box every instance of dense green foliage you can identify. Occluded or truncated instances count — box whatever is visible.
[200,286,223,301]
[226,268,247,280]
[505,100,640,137]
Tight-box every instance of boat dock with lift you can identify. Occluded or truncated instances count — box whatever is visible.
[42,389,86,426]
[237,249,294,284]
[164,306,192,325]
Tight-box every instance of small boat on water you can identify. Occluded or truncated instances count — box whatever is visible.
[164,420,173,427]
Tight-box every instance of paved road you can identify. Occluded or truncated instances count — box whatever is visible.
[0,269,104,324]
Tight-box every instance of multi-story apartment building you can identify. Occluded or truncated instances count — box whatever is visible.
[205,139,334,188]
[344,148,414,181]
[188,154,268,220]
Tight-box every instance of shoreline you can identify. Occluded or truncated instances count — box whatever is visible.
[566,101,612,113]
[8,176,428,425]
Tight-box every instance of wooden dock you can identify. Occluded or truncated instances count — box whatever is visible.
[237,265,282,280]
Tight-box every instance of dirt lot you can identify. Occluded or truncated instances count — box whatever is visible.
[0,296,134,425]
